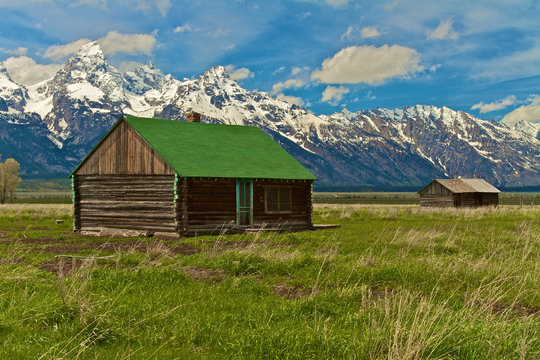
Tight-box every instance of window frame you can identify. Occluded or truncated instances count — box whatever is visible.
[264,186,292,214]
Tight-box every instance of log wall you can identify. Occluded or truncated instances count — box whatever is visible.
[76,120,174,175]
[74,175,176,234]
[253,180,312,230]
[183,178,314,235]
[480,193,499,206]
[420,192,499,207]
[185,178,237,235]
[419,194,454,207]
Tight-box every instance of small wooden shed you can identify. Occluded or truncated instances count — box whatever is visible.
[70,115,316,237]
[418,178,500,207]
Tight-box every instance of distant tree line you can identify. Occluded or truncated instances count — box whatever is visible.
[0,158,22,204]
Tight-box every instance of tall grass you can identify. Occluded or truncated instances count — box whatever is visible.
[0,205,538,358]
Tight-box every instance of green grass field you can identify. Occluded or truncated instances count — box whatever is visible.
[0,204,538,359]
[11,191,540,205]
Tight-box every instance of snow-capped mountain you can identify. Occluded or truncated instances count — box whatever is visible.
[0,63,27,112]
[1,41,539,187]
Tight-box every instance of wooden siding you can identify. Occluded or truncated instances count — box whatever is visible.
[253,181,312,230]
[185,178,237,235]
[420,192,499,207]
[455,193,499,207]
[183,178,313,235]
[480,193,499,206]
[75,119,174,175]
[74,175,176,234]
[419,194,454,207]
[419,181,453,196]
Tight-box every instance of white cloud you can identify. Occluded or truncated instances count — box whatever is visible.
[361,26,383,39]
[325,0,348,6]
[321,85,349,104]
[174,24,192,33]
[291,66,309,75]
[225,65,253,80]
[429,64,442,72]
[341,25,357,41]
[44,39,91,60]
[311,45,423,84]
[43,31,156,60]
[118,61,146,73]
[275,93,304,106]
[98,31,156,55]
[3,56,62,85]
[222,44,235,51]
[471,95,516,113]
[299,11,311,19]
[271,79,306,95]
[72,0,107,8]
[207,28,231,38]
[426,19,459,40]
[135,0,171,16]
[473,42,540,80]
[502,95,540,125]
[272,66,285,75]
[1,47,28,56]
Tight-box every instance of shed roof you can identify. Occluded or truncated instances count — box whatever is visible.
[72,116,316,180]
[420,178,501,194]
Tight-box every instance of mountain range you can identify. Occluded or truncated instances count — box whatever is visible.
[1,41,539,189]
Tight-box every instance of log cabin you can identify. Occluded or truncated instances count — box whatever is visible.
[418,178,500,207]
[70,114,317,237]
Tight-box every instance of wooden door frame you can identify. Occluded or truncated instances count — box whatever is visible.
[236,179,253,227]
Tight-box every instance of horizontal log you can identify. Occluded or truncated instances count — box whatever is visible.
[80,219,175,226]
[81,227,179,236]
[80,224,177,232]
[80,211,175,219]
[80,200,174,205]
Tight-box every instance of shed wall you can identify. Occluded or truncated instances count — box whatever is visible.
[182,178,313,235]
[419,181,453,196]
[75,120,174,175]
[184,178,237,235]
[74,175,176,234]
[419,194,454,207]
[253,181,312,230]
[480,193,499,206]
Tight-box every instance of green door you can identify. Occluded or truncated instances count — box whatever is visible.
[236,180,253,227]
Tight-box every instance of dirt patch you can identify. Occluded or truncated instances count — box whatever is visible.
[0,257,24,265]
[273,282,313,299]
[0,236,72,246]
[169,243,200,255]
[490,301,540,317]
[182,266,227,283]
[370,286,395,300]
[38,258,94,275]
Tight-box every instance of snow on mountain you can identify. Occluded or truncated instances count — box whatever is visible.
[1,40,539,186]
[0,63,27,112]
[123,62,165,95]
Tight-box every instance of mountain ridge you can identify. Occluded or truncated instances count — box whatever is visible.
[1,41,539,187]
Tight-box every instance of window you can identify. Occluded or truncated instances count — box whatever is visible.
[265,187,291,213]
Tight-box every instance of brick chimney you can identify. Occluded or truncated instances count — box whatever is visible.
[186,112,201,123]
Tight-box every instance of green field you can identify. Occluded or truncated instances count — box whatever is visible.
[313,192,540,205]
[0,204,538,359]
[11,191,540,206]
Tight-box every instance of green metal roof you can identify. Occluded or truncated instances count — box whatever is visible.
[72,115,316,180]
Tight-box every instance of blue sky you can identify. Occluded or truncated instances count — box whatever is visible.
[1,0,539,124]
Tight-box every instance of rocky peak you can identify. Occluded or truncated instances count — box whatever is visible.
[47,41,125,101]
[123,61,165,95]
[0,62,27,111]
